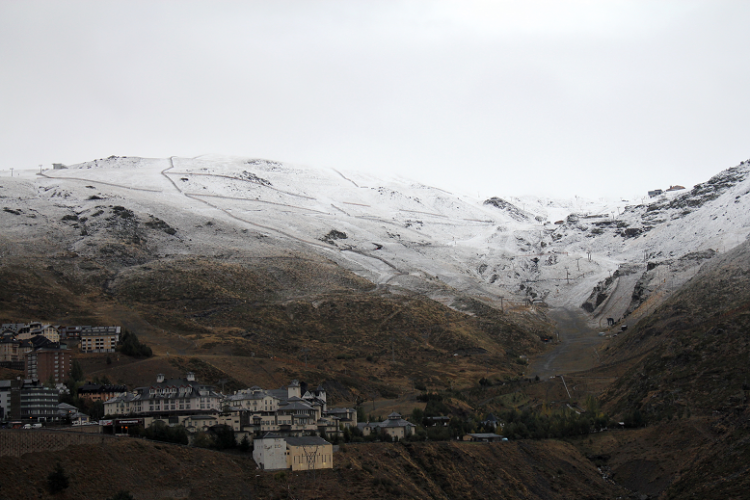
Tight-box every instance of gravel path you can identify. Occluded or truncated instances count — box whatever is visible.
[527,308,607,379]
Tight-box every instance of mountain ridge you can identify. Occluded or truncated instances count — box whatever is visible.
[4,155,747,324]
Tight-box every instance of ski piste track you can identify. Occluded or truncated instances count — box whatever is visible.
[37,159,569,294]
[39,160,411,285]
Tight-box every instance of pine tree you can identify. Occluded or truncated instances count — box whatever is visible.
[239,434,251,452]
[70,360,84,382]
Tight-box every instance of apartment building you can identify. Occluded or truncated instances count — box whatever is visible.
[79,326,120,353]
[25,347,72,384]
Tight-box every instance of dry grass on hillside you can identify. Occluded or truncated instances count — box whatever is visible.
[0,437,626,500]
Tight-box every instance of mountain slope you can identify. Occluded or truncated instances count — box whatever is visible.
[2,155,749,394]
[601,237,750,419]
[575,238,750,500]
[4,155,748,319]
[0,438,626,500]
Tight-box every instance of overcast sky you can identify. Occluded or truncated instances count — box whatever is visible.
[1,1,749,199]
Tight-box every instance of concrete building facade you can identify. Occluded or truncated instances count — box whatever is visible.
[357,412,416,441]
[10,380,59,421]
[252,433,333,471]
[25,347,71,384]
[103,372,222,417]
[286,436,333,471]
[252,433,288,470]
[80,326,120,353]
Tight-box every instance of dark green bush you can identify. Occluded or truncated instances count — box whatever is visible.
[118,330,153,358]
[47,463,69,494]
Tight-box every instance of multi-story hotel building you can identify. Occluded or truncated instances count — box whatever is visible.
[104,372,223,417]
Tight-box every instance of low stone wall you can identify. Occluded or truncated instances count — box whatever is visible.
[0,429,115,457]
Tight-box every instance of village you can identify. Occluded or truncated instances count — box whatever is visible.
[0,322,507,472]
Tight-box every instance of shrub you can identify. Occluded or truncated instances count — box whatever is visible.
[47,463,69,494]
[238,435,251,452]
[211,424,237,450]
[623,409,646,428]
[499,406,610,439]
[192,431,213,448]
[140,421,189,445]
[107,492,135,500]
[118,330,152,358]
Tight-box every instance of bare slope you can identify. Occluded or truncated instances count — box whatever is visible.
[0,437,626,500]
[556,238,750,500]
[600,238,750,419]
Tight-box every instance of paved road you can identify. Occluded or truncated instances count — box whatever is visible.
[527,308,606,379]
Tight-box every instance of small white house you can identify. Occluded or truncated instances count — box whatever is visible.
[253,433,287,470]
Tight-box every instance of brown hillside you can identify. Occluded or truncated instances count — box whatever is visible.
[0,437,626,500]
[0,249,551,400]
[599,239,750,420]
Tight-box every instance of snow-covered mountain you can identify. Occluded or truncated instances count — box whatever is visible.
[2,155,749,323]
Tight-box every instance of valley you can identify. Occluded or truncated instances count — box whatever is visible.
[527,307,606,379]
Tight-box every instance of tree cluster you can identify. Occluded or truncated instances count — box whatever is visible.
[118,330,152,358]
[59,379,106,421]
[501,407,609,440]
[139,421,189,445]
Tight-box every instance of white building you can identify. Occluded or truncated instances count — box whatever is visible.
[253,433,333,471]
[253,433,288,470]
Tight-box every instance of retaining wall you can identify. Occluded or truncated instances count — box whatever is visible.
[0,429,115,457]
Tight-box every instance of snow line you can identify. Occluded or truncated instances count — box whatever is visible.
[330,204,349,215]
[161,158,182,192]
[37,172,163,193]
[165,171,316,200]
[163,158,328,249]
[185,193,332,215]
[399,209,449,218]
[162,158,405,275]
[343,249,402,273]
[183,193,333,250]
[332,168,360,188]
